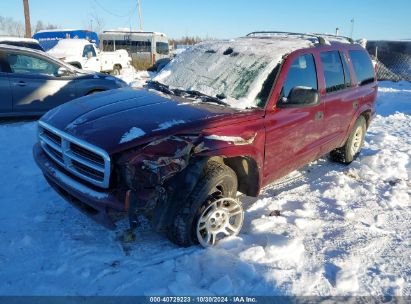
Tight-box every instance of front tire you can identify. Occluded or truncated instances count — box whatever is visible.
[167,161,242,247]
[330,116,367,164]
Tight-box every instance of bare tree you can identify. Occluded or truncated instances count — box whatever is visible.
[170,36,208,47]
[45,23,58,30]
[90,12,105,35]
[34,20,44,33]
[23,0,32,37]
[0,16,25,37]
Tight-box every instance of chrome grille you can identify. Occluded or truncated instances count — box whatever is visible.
[38,121,111,188]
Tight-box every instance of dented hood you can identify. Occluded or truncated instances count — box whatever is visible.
[40,88,256,155]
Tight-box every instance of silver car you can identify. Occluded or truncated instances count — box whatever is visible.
[0,44,128,117]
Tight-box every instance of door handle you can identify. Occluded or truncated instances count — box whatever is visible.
[13,81,27,87]
[314,111,324,121]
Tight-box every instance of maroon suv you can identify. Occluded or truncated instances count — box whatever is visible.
[33,32,377,247]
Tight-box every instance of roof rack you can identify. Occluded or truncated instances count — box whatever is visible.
[246,31,353,45]
[311,33,354,44]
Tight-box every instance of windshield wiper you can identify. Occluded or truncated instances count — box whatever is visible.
[182,90,229,106]
[146,82,229,106]
[146,80,174,95]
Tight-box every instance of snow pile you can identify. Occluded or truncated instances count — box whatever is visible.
[116,66,156,88]
[47,39,91,59]
[155,37,313,109]
[0,81,409,296]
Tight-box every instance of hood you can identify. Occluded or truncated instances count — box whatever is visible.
[40,89,261,154]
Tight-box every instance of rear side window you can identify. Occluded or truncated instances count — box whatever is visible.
[320,51,346,93]
[349,50,375,86]
[6,53,59,76]
[156,42,169,55]
[281,54,318,99]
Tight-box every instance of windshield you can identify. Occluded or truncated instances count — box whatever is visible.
[154,37,313,109]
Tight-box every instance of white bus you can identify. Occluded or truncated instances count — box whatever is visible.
[101,31,170,70]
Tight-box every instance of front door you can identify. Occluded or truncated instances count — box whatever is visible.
[264,53,324,184]
[0,53,12,113]
[82,45,100,72]
[5,51,77,113]
[0,75,12,114]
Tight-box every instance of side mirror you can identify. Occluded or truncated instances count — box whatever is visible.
[57,67,71,77]
[279,86,319,107]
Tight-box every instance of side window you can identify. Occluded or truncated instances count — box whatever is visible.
[102,40,114,52]
[320,51,345,93]
[349,50,375,86]
[6,53,59,76]
[156,42,169,55]
[114,40,151,53]
[83,45,96,58]
[281,54,318,100]
[340,51,352,87]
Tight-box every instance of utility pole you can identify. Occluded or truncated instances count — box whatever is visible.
[350,18,355,39]
[137,0,143,31]
[335,27,340,36]
[23,0,32,38]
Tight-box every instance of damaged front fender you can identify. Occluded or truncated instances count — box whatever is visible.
[117,135,200,190]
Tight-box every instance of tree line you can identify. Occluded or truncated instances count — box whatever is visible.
[0,16,58,37]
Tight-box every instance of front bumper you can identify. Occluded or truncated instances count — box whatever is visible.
[33,143,125,229]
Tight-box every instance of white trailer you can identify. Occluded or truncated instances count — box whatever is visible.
[100,31,170,70]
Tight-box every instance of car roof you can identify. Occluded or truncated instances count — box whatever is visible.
[245,31,361,49]
[0,43,46,55]
[0,43,78,70]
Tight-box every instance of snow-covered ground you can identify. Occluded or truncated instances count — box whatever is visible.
[0,82,409,296]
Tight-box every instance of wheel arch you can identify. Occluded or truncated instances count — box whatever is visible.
[208,155,261,197]
[68,61,82,69]
[86,89,105,95]
[345,105,374,140]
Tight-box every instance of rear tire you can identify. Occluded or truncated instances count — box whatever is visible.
[112,66,121,76]
[330,116,367,164]
[167,161,241,247]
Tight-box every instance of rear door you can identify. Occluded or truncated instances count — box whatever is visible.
[319,50,358,153]
[348,49,378,113]
[5,51,77,113]
[0,52,12,113]
[264,52,325,183]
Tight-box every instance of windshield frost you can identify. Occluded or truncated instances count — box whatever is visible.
[154,37,313,109]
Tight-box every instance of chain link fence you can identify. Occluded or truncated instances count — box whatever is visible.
[366,41,411,82]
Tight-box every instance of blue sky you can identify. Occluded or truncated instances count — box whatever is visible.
[1,0,410,40]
